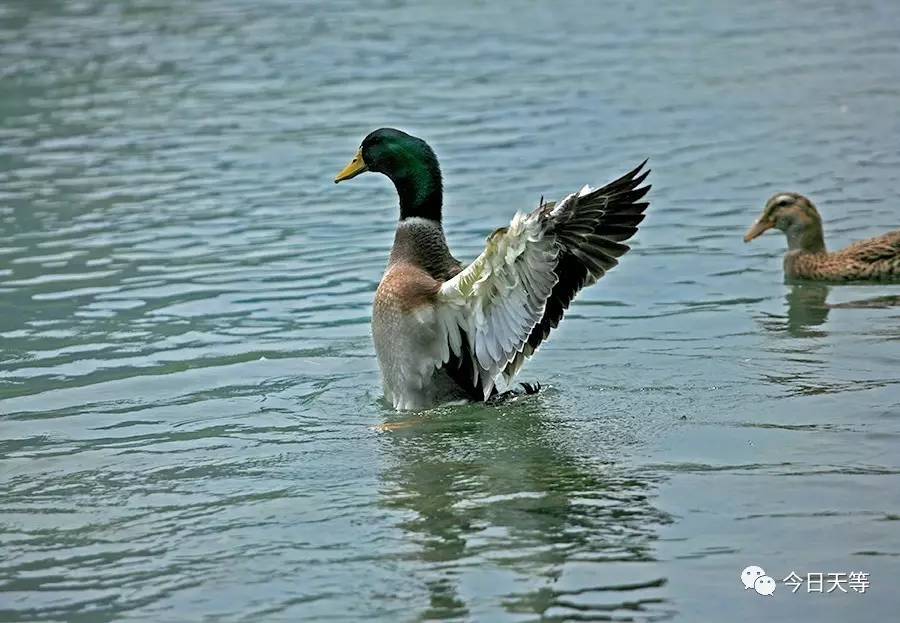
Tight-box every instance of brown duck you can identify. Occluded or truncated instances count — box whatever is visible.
[744,193,900,281]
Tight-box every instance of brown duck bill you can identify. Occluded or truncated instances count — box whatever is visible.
[744,219,773,242]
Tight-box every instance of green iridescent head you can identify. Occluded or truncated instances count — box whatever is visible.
[334,128,443,221]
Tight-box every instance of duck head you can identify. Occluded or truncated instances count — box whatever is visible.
[744,193,826,253]
[334,128,443,222]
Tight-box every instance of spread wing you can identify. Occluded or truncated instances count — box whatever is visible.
[436,161,650,399]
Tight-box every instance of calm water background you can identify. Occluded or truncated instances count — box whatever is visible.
[2,0,900,621]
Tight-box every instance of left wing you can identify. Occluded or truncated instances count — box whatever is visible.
[841,230,900,265]
[436,161,650,399]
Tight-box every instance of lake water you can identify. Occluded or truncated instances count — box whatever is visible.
[2,1,899,621]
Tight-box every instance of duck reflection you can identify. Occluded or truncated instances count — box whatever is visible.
[376,399,671,620]
[757,283,830,337]
[761,283,900,338]
[785,282,830,336]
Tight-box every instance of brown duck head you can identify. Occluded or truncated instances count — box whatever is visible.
[744,193,826,253]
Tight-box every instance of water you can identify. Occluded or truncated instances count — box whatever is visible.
[1,0,899,621]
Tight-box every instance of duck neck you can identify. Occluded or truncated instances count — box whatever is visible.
[786,221,826,254]
[389,157,443,223]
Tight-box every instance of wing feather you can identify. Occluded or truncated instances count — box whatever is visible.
[437,161,651,398]
[841,231,900,264]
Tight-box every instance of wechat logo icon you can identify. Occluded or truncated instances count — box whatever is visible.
[741,565,775,597]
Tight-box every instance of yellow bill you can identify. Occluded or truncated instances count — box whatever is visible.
[334,148,368,183]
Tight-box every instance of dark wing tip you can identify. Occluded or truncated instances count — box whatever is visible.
[624,158,650,180]
[581,160,652,205]
[632,170,651,187]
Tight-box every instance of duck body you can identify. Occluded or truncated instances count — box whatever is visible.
[784,230,900,281]
[372,218,465,410]
[335,128,650,411]
[745,193,900,282]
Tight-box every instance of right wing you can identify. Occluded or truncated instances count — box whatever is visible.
[436,161,650,399]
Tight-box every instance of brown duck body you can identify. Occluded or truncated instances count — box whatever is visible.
[745,193,900,282]
[785,230,900,281]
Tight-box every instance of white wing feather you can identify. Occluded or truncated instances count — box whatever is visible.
[436,205,569,399]
[431,162,649,403]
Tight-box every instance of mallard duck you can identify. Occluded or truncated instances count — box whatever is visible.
[334,128,650,410]
[744,193,900,282]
